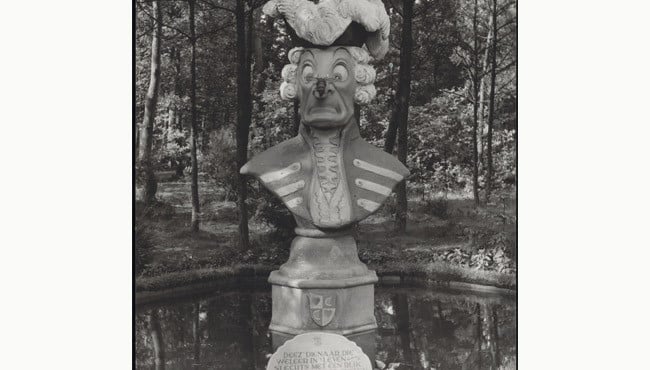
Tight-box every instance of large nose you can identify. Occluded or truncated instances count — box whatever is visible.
[313,78,332,99]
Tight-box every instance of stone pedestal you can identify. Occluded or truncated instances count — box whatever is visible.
[268,233,378,359]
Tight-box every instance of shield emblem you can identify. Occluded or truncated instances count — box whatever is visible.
[307,293,336,327]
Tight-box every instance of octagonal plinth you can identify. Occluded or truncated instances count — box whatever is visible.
[268,233,378,357]
[269,277,377,335]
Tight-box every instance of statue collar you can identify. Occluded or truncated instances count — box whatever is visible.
[298,118,361,146]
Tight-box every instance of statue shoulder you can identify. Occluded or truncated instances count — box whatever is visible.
[349,139,410,179]
[344,139,410,218]
[240,135,308,178]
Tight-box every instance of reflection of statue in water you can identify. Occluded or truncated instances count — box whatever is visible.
[240,0,406,360]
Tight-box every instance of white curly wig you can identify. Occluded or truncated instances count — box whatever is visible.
[279,46,377,105]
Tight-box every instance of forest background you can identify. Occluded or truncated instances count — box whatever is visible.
[135,0,517,285]
[6,1,650,369]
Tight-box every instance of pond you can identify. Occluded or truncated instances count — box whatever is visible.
[135,285,516,370]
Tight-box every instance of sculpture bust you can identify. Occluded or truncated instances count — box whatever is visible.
[241,44,407,231]
[240,0,406,357]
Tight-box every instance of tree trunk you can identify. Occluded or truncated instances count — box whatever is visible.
[170,45,181,140]
[167,106,174,150]
[480,303,497,369]
[471,0,481,207]
[167,47,182,175]
[492,305,500,368]
[253,13,268,103]
[148,309,165,370]
[193,302,201,364]
[135,125,140,162]
[384,66,398,154]
[173,46,182,95]
[189,0,201,232]
[386,0,415,233]
[384,105,399,155]
[477,17,493,173]
[253,15,264,74]
[138,0,162,205]
[201,115,206,150]
[168,109,175,137]
[255,15,275,111]
[414,299,432,368]
[163,107,169,149]
[246,3,254,78]
[475,303,483,369]
[485,0,498,203]
[393,293,415,366]
[235,0,251,249]
[432,20,440,95]
[240,293,255,370]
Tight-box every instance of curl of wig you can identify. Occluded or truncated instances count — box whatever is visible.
[351,47,377,104]
[348,46,371,64]
[280,81,297,100]
[279,48,304,101]
[287,47,304,64]
[281,64,297,83]
[354,64,376,86]
[354,84,377,105]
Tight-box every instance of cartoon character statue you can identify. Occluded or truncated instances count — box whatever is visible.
[241,0,408,232]
[239,0,406,353]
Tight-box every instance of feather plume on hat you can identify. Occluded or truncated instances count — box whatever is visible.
[263,0,390,60]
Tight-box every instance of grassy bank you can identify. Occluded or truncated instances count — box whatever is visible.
[136,180,516,292]
[135,262,515,296]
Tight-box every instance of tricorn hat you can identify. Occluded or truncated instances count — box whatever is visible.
[262,0,390,60]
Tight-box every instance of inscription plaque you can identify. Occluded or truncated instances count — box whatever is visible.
[266,332,372,370]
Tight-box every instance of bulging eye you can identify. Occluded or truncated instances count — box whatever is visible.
[301,65,314,83]
[333,64,348,82]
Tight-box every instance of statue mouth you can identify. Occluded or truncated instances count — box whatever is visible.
[302,95,350,127]
[309,106,339,115]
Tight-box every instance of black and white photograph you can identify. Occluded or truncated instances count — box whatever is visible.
[6,0,650,369]
[134,0,516,368]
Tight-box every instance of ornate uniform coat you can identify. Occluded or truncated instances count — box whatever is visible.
[241,122,409,231]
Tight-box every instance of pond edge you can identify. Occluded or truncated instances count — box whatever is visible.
[135,263,516,306]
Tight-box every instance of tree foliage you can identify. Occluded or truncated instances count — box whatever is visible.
[135,0,517,234]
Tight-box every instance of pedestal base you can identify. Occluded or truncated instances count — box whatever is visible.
[269,273,378,335]
[267,233,378,361]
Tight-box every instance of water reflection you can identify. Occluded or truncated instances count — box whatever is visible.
[135,287,515,369]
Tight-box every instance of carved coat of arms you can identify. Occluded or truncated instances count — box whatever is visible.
[307,293,336,327]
